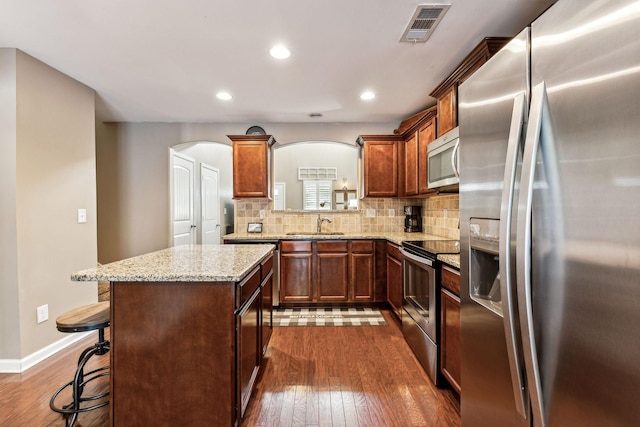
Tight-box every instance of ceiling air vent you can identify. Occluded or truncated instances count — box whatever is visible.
[400,4,451,43]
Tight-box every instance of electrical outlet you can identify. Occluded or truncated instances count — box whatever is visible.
[36,304,48,324]
[366,209,376,218]
[389,209,395,217]
[77,208,87,224]
[259,210,265,219]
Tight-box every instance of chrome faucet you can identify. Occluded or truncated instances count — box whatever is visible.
[317,214,332,233]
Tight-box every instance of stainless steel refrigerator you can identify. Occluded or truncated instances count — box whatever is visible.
[458,0,640,426]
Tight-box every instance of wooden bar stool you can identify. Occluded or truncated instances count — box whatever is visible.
[49,301,110,427]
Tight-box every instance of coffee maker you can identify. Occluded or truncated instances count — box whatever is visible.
[404,206,422,232]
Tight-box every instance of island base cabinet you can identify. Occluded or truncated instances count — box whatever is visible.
[237,287,261,420]
[261,271,273,354]
[111,282,236,426]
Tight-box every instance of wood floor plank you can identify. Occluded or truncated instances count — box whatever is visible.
[1,310,460,427]
[0,330,110,427]
[242,310,460,427]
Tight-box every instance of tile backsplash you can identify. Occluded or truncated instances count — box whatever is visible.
[234,194,459,240]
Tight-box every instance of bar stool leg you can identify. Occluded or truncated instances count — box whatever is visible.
[50,328,110,427]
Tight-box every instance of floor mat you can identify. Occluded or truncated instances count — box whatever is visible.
[273,307,387,326]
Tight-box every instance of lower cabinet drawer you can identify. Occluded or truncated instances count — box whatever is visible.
[281,240,312,252]
[351,240,374,253]
[441,265,460,295]
[317,240,348,252]
[237,266,261,309]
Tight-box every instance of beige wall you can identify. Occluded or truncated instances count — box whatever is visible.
[0,49,97,360]
[96,122,397,262]
[0,49,20,359]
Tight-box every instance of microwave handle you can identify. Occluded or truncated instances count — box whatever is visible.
[451,139,460,178]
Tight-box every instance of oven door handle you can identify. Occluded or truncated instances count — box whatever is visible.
[400,248,434,267]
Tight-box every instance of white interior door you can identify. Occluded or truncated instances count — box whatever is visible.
[171,152,196,246]
[201,163,221,244]
[274,182,286,211]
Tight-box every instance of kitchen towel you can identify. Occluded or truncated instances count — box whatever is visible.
[273,307,387,327]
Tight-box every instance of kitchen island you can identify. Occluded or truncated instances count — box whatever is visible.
[72,244,275,426]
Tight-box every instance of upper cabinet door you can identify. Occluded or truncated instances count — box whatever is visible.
[437,86,457,137]
[404,132,418,196]
[418,117,437,195]
[229,135,274,198]
[359,136,402,197]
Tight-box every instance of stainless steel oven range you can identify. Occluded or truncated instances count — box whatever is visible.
[400,239,460,385]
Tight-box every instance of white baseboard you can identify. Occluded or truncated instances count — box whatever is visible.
[0,331,94,373]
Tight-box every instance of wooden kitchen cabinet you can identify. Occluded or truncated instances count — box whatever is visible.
[280,239,377,305]
[110,252,273,426]
[229,134,275,198]
[418,116,437,194]
[237,278,261,419]
[404,132,418,196]
[280,241,313,303]
[317,241,349,302]
[351,240,375,301]
[436,86,457,137]
[440,265,461,395]
[358,135,403,197]
[397,106,438,197]
[386,242,403,319]
[430,37,510,138]
[260,254,273,355]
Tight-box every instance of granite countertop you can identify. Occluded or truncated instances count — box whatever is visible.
[224,231,452,246]
[71,244,275,282]
[438,254,460,270]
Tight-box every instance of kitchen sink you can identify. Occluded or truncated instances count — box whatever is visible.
[285,231,344,236]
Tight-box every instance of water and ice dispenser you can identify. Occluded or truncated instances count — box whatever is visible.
[469,218,503,316]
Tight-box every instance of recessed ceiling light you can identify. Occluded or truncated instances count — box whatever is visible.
[269,44,291,59]
[216,91,232,101]
[360,91,376,100]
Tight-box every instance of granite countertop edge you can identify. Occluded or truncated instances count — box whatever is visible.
[72,244,275,283]
[438,254,460,270]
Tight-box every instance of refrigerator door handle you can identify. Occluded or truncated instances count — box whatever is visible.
[451,138,460,179]
[499,92,528,419]
[517,82,550,427]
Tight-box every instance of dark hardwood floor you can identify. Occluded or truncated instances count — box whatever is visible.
[242,310,460,427]
[0,330,110,427]
[0,310,460,426]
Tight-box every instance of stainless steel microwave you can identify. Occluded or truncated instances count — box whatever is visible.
[427,127,459,191]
